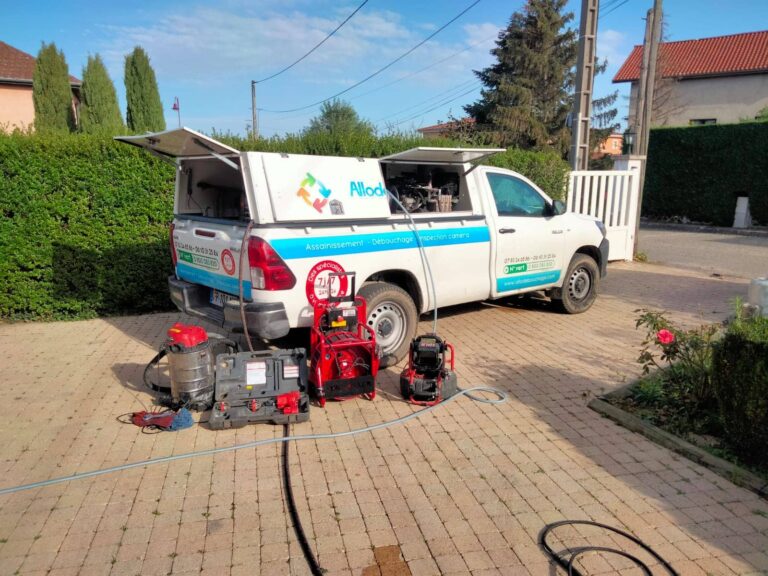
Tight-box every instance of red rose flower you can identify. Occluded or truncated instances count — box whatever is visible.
[656,329,675,345]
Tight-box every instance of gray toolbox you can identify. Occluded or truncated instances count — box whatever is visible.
[208,348,310,429]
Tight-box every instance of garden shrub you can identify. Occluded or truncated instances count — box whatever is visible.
[712,316,768,466]
[645,122,768,226]
[0,132,175,319]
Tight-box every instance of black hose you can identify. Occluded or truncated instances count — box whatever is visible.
[143,348,168,392]
[238,219,256,352]
[539,520,679,576]
[282,424,324,576]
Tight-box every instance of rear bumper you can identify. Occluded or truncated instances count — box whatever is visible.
[598,238,609,277]
[168,276,290,340]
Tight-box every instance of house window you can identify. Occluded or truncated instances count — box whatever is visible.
[689,118,717,125]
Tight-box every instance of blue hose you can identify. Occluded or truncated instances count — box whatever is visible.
[0,386,506,496]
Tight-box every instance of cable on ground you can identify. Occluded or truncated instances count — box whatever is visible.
[540,520,680,576]
[0,386,506,496]
[282,424,324,575]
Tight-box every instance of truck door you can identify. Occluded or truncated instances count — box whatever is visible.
[485,169,565,297]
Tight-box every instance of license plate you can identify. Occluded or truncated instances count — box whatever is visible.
[210,289,230,308]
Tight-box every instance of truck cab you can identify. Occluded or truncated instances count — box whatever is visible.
[117,128,608,365]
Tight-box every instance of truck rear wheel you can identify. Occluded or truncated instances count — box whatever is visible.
[359,282,417,368]
[554,254,600,314]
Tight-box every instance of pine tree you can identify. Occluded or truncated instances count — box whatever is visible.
[124,47,165,132]
[465,0,577,153]
[80,54,124,134]
[589,58,620,168]
[32,42,75,133]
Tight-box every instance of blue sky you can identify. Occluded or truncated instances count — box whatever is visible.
[3,0,767,137]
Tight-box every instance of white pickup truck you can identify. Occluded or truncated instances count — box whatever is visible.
[118,128,608,366]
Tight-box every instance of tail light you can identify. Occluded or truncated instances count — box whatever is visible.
[247,236,296,290]
[169,222,178,266]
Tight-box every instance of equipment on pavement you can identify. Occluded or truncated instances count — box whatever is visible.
[400,333,458,405]
[309,272,378,407]
[208,349,310,429]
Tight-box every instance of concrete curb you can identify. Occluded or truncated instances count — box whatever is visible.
[641,221,768,238]
[589,383,768,499]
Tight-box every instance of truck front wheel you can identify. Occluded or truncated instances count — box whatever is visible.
[554,254,600,314]
[359,282,418,367]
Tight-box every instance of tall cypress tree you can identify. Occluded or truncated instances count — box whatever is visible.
[465,0,577,153]
[124,47,165,132]
[80,54,124,134]
[32,42,75,133]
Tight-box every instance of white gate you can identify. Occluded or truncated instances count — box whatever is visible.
[567,165,640,262]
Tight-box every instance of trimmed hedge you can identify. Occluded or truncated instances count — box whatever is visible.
[0,133,176,319]
[644,122,768,226]
[712,317,768,466]
[0,131,568,320]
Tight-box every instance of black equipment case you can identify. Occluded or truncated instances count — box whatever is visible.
[208,348,310,429]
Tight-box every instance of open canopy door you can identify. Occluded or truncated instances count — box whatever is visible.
[114,127,239,161]
[379,147,505,165]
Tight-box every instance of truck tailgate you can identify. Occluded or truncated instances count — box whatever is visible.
[172,219,250,300]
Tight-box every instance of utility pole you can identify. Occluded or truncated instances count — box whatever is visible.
[641,0,663,157]
[632,0,663,256]
[632,10,653,155]
[569,0,599,171]
[251,81,259,140]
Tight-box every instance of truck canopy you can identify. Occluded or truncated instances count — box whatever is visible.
[379,147,505,165]
[115,127,239,162]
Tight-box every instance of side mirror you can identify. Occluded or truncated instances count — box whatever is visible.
[553,200,566,215]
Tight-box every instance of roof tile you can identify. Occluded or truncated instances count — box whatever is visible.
[613,30,768,83]
[0,40,81,85]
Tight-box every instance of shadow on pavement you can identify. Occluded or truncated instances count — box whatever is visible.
[463,358,768,573]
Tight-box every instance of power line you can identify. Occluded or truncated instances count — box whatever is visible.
[348,32,498,103]
[259,0,483,114]
[382,82,483,129]
[599,0,630,20]
[253,0,370,84]
[374,77,479,123]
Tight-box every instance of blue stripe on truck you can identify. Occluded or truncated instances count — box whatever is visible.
[270,226,491,260]
[176,262,252,296]
[496,270,561,292]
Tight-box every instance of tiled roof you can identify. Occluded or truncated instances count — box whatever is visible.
[0,40,81,85]
[613,30,768,83]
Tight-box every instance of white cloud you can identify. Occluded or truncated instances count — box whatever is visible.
[597,28,630,70]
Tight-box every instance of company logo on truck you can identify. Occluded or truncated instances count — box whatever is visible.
[349,181,386,197]
[296,172,334,213]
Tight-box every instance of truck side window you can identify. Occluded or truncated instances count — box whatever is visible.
[486,172,547,217]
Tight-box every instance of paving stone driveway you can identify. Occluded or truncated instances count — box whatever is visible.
[0,262,766,576]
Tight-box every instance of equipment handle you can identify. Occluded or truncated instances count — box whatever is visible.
[445,343,455,371]
[328,271,356,303]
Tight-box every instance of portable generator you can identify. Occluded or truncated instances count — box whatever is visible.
[399,333,458,406]
[208,348,310,429]
[309,272,378,407]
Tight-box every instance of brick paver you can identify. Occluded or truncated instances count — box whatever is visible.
[0,261,765,575]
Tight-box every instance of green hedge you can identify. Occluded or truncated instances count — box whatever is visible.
[0,133,176,320]
[0,131,567,320]
[712,316,768,466]
[644,122,768,226]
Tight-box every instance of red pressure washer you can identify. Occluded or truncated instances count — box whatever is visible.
[309,272,379,407]
[399,333,458,406]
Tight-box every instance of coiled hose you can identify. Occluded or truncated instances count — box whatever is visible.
[540,520,680,576]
